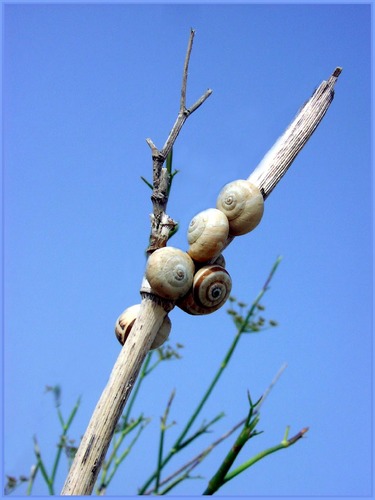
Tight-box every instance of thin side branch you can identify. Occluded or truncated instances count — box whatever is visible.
[187,88,213,115]
[180,28,195,109]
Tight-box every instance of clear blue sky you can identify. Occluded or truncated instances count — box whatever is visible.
[2,2,372,498]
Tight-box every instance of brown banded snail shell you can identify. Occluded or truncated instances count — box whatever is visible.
[145,247,195,300]
[177,264,232,315]
[187,208,229,263]
[216,179,264,236]
[115,304,171,350]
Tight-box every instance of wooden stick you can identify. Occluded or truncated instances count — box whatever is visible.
[61,296,171,495]
[61,29,211,496]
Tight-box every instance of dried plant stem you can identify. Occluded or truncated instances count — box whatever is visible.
[147,29,212,253]
[61,298,171,495]
[61,29,211,496]
[61,28,341,494]
[248,67,342,199]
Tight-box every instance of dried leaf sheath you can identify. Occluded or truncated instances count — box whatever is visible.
[248,67,342,199]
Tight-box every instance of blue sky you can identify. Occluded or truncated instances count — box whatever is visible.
[2,2,372,498]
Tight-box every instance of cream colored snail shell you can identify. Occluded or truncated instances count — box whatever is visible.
[187,208,229,263]
[177,264,232,315]
[115,304,171,350]
[145,247,195,300]
[216,180,264,236]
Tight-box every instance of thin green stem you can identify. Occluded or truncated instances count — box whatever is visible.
[203,426,308,494]
[223,426,309,485]
[141,176,154,190]
[155,390,176,493]
[178,413,225,451]
[103,416,142,476]
[138,257,282,494]
[57,407,65,428]
[26,464,39,495]
[33,436,54,495]
[158,470,195,495]
[50,397,81,485]
[166,147,173,175]
[202,398,260,495]
[138,331,240,494]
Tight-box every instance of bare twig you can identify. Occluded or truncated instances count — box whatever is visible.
[256,362,288,413]
[180,28,194,109]
[146,28,212,253]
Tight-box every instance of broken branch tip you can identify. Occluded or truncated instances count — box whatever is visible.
[333,67,343,77]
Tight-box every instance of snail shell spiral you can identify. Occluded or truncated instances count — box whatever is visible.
[187,208,229,263]
[216,179,264,236]
[177,264,232,315]
[145,247,195,300]
[115,304,171,350]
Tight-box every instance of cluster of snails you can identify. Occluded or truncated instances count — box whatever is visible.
[115,179,264,349]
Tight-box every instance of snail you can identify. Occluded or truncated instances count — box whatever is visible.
[187,208,229,263]
[145,246,195,300]
[177,264,232,315]
[115,304,171,350]
[216,179,264,236]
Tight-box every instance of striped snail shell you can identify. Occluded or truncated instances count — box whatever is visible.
[187,208,229,263]
[177,264,232,315]
[216,179,264,236]
[115,304,171,350]
[146,247,195,300]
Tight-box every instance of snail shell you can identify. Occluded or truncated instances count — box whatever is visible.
[177,264,232,315]
[187,208,229,263]
[146,247,195,300]
[115,304,171,350]
[216,180,264,236]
